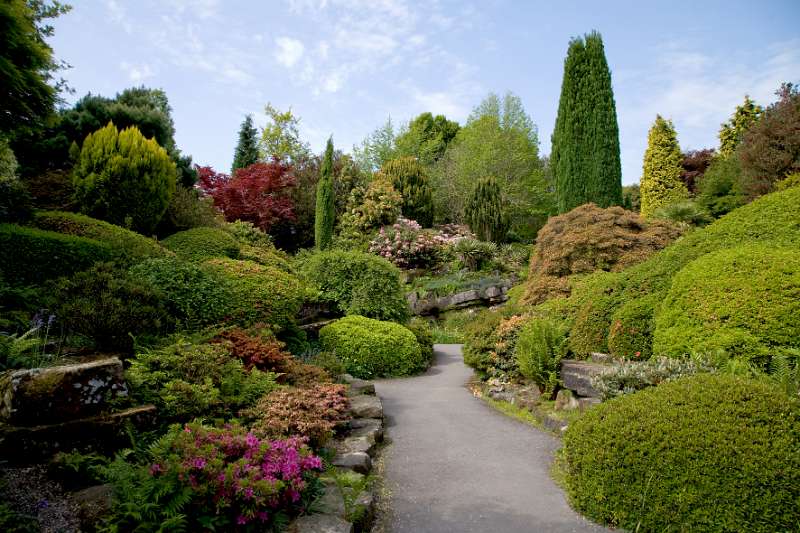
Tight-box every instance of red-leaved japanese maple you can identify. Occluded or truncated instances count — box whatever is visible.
[196,160,296,232]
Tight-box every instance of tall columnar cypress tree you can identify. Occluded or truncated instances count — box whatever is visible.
[379,156,433,226]
[552,31,622,213]
[314,137,335,250]
[640,115,688,217]
[231,114,259,174]
[464,176,509,242]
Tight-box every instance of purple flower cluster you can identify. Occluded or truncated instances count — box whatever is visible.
[150,422,323,527]
[369,217,457,269]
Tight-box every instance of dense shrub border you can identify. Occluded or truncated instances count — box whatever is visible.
[298,250,409,322]
[319,315,424,378]
[654,244,800,367]
[0,223,113,284]
[161,226,240,262]
[32,211,170,263]
[563,374,800,532]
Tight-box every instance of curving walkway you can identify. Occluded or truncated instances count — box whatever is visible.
[375,344,608,533]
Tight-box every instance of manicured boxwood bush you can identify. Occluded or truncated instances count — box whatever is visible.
[49,263,173,353]
[298,250,409,322]
[161,227,240,262]
[606,294,659,359]
[654,244,800,368]
[129,258,231,328]
[203,258,304,331]
[563,374,800,532]
[32,211,170,264]
[319,315,424,378]
[0,223,113,284]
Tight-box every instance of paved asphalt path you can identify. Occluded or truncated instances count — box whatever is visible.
[374,344,609,533]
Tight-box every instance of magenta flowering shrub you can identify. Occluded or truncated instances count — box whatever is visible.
[369,217,451,269]
[107,421,323,530]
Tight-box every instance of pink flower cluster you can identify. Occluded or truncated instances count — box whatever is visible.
[369,217,455,269]
[150,422,322,527]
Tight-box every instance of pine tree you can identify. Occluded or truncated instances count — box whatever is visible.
[379,156,433,226]
[464,176,509,242]
[314,137,335,250]
[640,115,688,217]
[232,114,259,173]
[552,31,622,213]
[718,95,762,158]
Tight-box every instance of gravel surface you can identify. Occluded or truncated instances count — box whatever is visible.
[375,344,609,533]
[1,464,80,532]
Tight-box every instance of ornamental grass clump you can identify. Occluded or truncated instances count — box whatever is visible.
[106,422,323,531]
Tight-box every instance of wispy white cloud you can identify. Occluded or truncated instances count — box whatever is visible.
[275,37,306,68]
[616,39,800,183]
[120,61,154,82]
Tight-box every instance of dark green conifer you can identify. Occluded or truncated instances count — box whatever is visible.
[380,156,433,226]
[231,114,259,173]
[464,176,508,242]
[314,137,335,250]
[552,31,622,213]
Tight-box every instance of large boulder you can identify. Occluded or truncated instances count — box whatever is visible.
[0,358,128,425]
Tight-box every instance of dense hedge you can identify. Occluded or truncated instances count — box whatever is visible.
[298,250,409,322]
[161,227,240,262]
[407,317,435,366]
[129,258,231,329]
[553,186,800,358]
[0,223,113,284]
[654,244,800,367]
[203,258,304,330]
[319,315,424,378]
[564,374,800,531]
[32,211,170,263]
[606,294,658,359]
[50,263,172,353]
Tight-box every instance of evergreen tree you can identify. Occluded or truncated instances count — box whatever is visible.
[232,114,259,173]
[552,31,622,213]
[464,176,509,242]
[640,115,688,217]
[314,137,335,250]
[380,156,434,226]
[719,95,762,158]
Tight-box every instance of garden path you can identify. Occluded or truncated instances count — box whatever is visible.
[375,344,608,533]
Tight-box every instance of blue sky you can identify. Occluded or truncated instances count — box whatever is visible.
[52,0,799,183]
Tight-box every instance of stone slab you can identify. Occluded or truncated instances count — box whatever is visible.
[332,452,371,475]
[349,395,382,419]
[560,359,607,398]
[290,514,354,533]
[348,418,383,444]
[0,357,128,425]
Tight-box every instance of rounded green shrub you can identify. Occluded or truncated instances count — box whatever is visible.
[129,258,231,329]
[654,244,800,368]
[0,223,113,285]
[563,374,800,531]
[298,250,409,322]
[49,263,173,353]
[606,294,659,359]
[407,317,435,365]
[162,227,239,262]
[32,211,171,264]
[203,258,304,331]
[515,317,567,395]
[319,315,424,378]
[461,308,505,373]
[72,122,176,234]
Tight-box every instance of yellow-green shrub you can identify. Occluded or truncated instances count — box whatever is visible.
[654,244,800,368]
[162,227,239,262]
[319,315,424,378]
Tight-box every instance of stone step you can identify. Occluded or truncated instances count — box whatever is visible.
[0,404,156,462]
[348,395,383,419]
[560,359,608,398]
